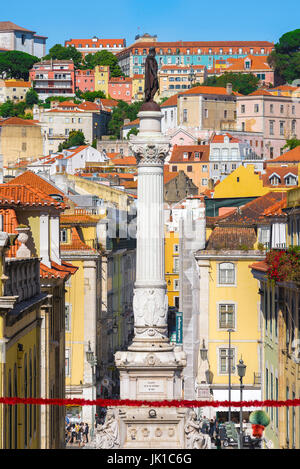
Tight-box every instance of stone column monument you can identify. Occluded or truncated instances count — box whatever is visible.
[112,48,188,449]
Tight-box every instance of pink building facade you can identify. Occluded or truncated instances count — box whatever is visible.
[108,76,132,103]
[75,69,95,92]
[30,60,75,100]
[236,91,300,160]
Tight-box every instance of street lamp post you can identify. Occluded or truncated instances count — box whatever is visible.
[86,341,97,438]
[237,358,247,449]
[227,329,234,422]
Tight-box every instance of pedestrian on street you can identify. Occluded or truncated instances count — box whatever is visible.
[84,423,89,443]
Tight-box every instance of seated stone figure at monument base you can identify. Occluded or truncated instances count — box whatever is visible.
[96,409,120,449]
[184,410,211,449]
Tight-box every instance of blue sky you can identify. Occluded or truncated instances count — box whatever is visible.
[3,0,300,51]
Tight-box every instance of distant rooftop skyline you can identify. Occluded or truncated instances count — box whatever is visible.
[2,0,300,52]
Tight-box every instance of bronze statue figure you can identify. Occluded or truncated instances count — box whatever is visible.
[142,47,160,111]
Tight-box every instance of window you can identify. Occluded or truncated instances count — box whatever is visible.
[214,164,218,170]
[202,178,208,186]
[172,165,177,172]
[60,228,68,243]
[270,104,274,113]
[202,165,208,172]
[224,110,228,118]
[173,257,179,273]
[187,165,193,172]
[65,304,71,332]
[269,120,274,135]
[183,109,188,122]
[292,120,296,135]
[241,105,245,113]
[218,262,235,285]
[280,105,284,113]
[219,304,235,329]
[204,108,208,118]
[219,348,235,374]
[174,244,179,253]
[65,349,70,376]
[22,142,26,152]
[254,104,259,113]
[174,279,179,291]
[270,147,274,159]
[280,121,285,136]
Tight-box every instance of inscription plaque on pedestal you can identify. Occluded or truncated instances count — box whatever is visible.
[138,379,164,394]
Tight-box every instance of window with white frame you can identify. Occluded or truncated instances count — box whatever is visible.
[65,304,71,332]
[60,228,68,243]
[219,348,235,374]
[173,257,179,273]
[65,349,70,376]
[219,304,235,329]
[218,262,235,285]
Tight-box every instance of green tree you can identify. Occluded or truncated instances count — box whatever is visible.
[76,90,106,101]
[0,51,39,80]
[44,44,82,68]
[268,29,300,84]
[126,127,139,139]
[83,50,123,77]
[200,72,259,95]
[108,100,143,138]
[58,130,86,151]
[0,100,15,117]
[25,88,39,107]
[283,138,300,151]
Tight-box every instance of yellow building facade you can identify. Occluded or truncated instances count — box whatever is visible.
[94,65,109,97]
[165,230,179,309]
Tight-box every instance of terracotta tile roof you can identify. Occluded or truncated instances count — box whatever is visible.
[164,166,179,184]
[0,184,66,209]
[60,213,99,225]
[0,208,20,257]
[109,76,132,84]
[250,260,268,272]
[225,55,272,72]
[3,80,31,88]
[123,118,140,128]
[266,146,300,163]
[99,98,118,108]
[169,145,210,163]
[160,94,178,108]
[207,226,257,250]
[268,85,298,91]
[60,227,97,252]
[262,166,298,187]
[57,101,78,108]
[7,171,71,207]
[217,191,287,225]
[120,180,137,189]
[40,260,78,279]
[263,196,287,217]
[65,38,125,48]
[110,156,137,166]
[178,85,240,97]
[0,117,39,126]
[77,101,100,111]
[248,89,272,96]
[133,74,144,79]
[211,132,240,143]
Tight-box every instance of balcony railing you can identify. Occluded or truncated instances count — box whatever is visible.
[4,257,40,303]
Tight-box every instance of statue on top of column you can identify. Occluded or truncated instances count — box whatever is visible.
[142,47,160,111]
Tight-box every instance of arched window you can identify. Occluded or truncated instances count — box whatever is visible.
[218,262,235,285]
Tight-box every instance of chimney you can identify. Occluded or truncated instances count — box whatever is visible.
[226,82,233,95]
